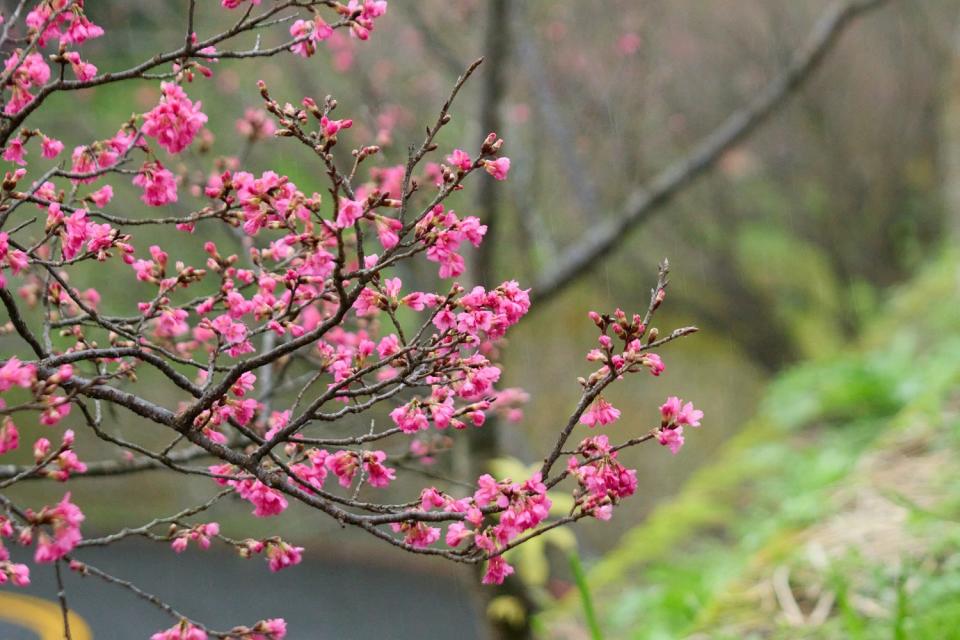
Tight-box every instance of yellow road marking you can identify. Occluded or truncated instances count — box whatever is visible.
[0,591,92,639]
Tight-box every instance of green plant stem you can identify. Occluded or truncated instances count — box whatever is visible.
[568,551,604,640]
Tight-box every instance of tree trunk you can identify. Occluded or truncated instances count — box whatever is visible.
[467,3,536,640]
[941,16,960,240]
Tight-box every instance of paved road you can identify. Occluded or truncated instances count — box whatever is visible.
[1,540,483,639]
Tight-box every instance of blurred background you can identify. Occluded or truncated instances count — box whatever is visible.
[3,0,960,638]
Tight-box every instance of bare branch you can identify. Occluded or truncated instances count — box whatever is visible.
[532,0,892,305]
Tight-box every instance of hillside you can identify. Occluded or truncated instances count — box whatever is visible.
[541,252,960,639]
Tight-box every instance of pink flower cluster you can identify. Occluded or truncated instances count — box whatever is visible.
[345,0,389,40]
[2,138,27,165]
[657,396,703,454]
[265,540,304,572]
[221,0,262,9]
[0,357,35,392]
[567,435,638,520]
[416,205,487,278]
[171,523,220,554]
[63,51,97,81]
[0,413,18,455]
[210,465,289,518]
[2,50,49,114]
[224,170,317,237]
[580,396,621,427]
[0,231,29,288]
[45,203,125,262]
[0,357,76,433]
[290,16,334,58]
[133,161,178,206]
[287,447,396,491]
[28,493,85,563]
[26,0,103,48]
[68,127,143,184]
[151,622,209,640]
[411,473,552,584]
[142,83,208,155]
[235,537,303,575]
[0,2,704,629]
[0,516,30,587]
[386,281,530,434]
[0,560,30,587]
[33,429,88,481]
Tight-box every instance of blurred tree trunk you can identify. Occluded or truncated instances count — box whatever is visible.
[474,0,510,287]
[467,3,538,640]
[942,16,960,240]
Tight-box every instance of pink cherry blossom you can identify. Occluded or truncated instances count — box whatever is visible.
[325,450,360,487]
[49,448,87,482]
[482,555,515,584]
[41,136,64,159]
[321,115,353,138]
[133,160,178,206]
[390,521,441,548]
[660,396,682,424]
[33,437,51,460]
[31,493,84,563]
[445,522,472,547]
[210,314,248,345]
[657,426,685,454]
[142,82,208,154]
[2,139,26,165]
[390,402,430,433]
[88,185,114,207]
[61,13,104,46]
[361,451,396,488]
[483,157,511,180]
[211,471,290,518]
[266,540,304,572]
[678,401,704,427]
[172,523,219,553]
[579,396,621,427]
[374,215,403,249]
[222,0,261,8]
[0,417,19,455]
[290,17,332,58]
[0,357,35,391]
[446,148,472,171]
[660,396,702,428]
[642,353,665,376]
[568,435,638,518]
[3,52,49,114]
[336,197,365,228]
[63,51,97,81]
[250,618,287,640]
[151,622,207,640]
[473,474,508,508]
[0,562,30,587]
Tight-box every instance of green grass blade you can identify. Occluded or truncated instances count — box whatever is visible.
[569,551,604,640]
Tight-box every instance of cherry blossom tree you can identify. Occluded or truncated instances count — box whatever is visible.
[0,1,701,637]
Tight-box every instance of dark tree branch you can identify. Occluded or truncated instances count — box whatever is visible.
[531,0,892,305]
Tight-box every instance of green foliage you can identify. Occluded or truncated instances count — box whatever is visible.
[761,352,902,431]
[734,225,844,358]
